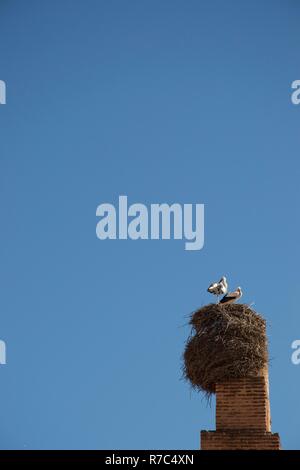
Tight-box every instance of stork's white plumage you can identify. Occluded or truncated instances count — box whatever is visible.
[207,276,228,298]
[219,276,228,295]
[220,287,243,305]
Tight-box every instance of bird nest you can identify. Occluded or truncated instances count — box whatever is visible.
[182,303,268,396]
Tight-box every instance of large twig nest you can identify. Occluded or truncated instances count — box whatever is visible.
[183,303,268,395]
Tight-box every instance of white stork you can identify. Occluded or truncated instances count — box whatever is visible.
[207,276,228,302]
[219,287,243,305]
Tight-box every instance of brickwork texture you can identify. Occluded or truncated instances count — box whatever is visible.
[201,368,281,450]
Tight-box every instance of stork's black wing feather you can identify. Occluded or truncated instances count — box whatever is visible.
[220,294,235,304]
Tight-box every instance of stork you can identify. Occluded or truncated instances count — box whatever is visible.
[207,276,228,303]
[219,287,243,305]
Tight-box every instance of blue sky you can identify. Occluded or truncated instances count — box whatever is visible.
[0,0,299,450]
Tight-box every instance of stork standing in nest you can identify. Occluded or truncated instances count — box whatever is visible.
[219,287,243,305]
[207,276,228,303]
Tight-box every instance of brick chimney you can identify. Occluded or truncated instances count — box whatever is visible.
[201,366,281,450]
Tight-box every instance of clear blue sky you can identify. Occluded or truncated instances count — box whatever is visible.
[0,0,299,450]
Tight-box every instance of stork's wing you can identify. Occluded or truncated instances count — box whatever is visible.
[220,291,238,303]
